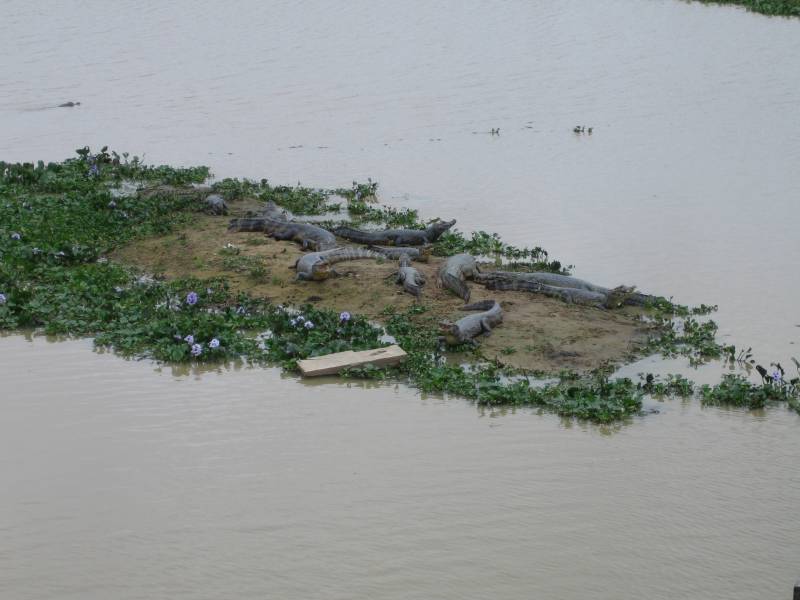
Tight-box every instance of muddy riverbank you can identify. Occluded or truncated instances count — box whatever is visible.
[114,194,649,373]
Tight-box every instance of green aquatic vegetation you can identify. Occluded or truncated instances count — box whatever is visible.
[690,0,800,17]
[699,374,792,409]
[260,184,340,215]
[645,314,733,366]
[5,148,795,423]
[373,305,644,422]
[432,230,566,273]
[335,179,379,202]
[639,373,695,397]
[345,201,421,228]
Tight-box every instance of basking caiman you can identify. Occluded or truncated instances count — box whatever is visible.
[396,255,426,298]
[438,253,480,302]
[262,200,294,220]
[369,245,432,262]
[204,193,228,216]
[440,300,503,346]
[228,216,336,251]
[334,219,455,246]
[476,271,655,308]
[294,247,381,281]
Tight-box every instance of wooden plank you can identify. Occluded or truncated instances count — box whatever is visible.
[297,344,407,377]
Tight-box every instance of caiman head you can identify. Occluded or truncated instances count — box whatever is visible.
[295,254,332,281]
[309,261,332,281]
[605,285,635,309]
[426,219,456,241]
[438,320,461,346]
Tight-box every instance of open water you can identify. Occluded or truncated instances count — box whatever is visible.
[1,1,799,598]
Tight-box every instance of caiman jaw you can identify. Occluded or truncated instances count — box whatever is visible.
[439,321,458,345]
[312,264,331,281]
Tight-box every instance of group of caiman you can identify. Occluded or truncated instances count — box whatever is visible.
[224,196,656,346]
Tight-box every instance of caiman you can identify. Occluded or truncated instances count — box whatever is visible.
[439,300,503,346]
[227,216,336,251]
[476,271,656,308]
[294,247,381,281]
[204,193,228,216]
[369,245,432,262]
[437,253,480,302]
[262,200,294,220]
[334,219,455,246]
[396,255,426,298]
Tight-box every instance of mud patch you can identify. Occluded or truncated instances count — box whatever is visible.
[112,198,648,373]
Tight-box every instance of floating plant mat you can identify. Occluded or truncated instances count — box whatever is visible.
[1,148,798,423]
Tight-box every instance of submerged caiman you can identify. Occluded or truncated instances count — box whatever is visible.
[228,216,337,251]
[334,219,456,246]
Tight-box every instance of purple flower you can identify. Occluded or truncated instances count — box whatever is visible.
[174,334,183,341]
[186,291,199,306]
[296,315,305,323]
[0,293,6,305]
[289,318,298,326]
[209,338,220,349]
[191,343,203,357]
[10,232,21,240]
[107,200,117,209]
[304,321,314,329]
[772,371,782,383]
[184,334,194,344]
[206,288,213,295]
[88,164,99,177]
[339,311,351,323]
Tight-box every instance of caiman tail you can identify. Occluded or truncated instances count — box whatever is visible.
[459,299,497,312]
[333,226,374,244]
[322,247,382,265]
[227,215,284,232]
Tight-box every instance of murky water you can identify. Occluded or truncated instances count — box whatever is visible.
[1,1,799,598]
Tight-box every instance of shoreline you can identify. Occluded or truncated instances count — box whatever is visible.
[1,149,797,422]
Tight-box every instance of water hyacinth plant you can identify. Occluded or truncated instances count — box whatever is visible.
[1,147,798,423]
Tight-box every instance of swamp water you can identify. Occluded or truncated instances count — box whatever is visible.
[1,1,799,598]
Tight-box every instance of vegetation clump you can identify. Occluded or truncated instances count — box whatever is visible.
[691,0,800,17]
[2,148,798,423]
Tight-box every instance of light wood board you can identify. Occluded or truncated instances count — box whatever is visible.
[297,344,407,377]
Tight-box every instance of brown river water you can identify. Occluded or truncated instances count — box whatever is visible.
[1,1,799,598]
